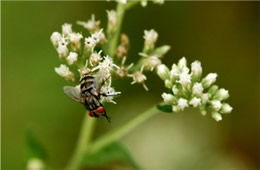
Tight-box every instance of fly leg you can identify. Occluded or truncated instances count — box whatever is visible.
[96,76,111,94]
[102,112,111,123]
[100,93,120,97]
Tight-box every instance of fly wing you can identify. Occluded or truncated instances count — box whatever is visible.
[63,86,83,103]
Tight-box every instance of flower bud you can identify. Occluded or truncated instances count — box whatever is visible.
[212,112,222,122]
[67,52,78,65]
[191,60,202,81]
[214,88,229,101]
[201,93,209,104]
[143,29,158,51]
[55,64,75,82]
[200,106,207,116]
[27,158,45,170]
[202,73,218,88]
[177,71,191,87]
[178,57,187,70]
[161,93,176,104]
[50,32,62,46]
[69,32,83,50]
[177,98,188,111]
[141,0,148,7]
[107,10,117,32]
[164,79,172,89]
[156,64,170,80]
[170,64,179,81]
[208,85,219,98]
[220,103,233,114]
[211,100,222,111]
[172,105,181,112]
[172,85,179,95]
[192,82,203,96]
[189,97,201,107]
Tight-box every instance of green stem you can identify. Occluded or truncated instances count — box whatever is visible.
[125,0,140,10]
[90,106,159,153]
[108,3,126,57]
[65,113,96,170]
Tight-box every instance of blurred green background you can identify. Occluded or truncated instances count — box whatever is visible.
[2,1,259,170]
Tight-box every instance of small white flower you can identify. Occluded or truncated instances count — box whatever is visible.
[129,66,148,91]
[77,14,100,32]
[85,36,96,49]
[177,71,191,87]
[212,112,222,122]
[69,32,83,50]
[161,93,175,104]
[99,55,119,71]
[189,97,201,107]
[62,23,72,36]
[107,10,117,32]
[202,73,218,88]
[55,64,74,81]
[157,64,170,80]
[192,82,203,96]
[214,88,229,101]
[178,98,188,110]
[141,54,161,71]
[50,32,62,46]
[57,37,69,59]
[94,55,119,81]
[66,52,78,65]
[27,158,45,170]
[91,29,103,43]
[85,29,104,50]
[211,100,222,111]
[100,86,121,104]
[220,103,233,113]
[144,29,158,50]
[90,50,102,66]
[191,60,202,76]
[115,57,134,78]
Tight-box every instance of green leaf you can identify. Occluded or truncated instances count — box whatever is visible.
[157,102,173,113]
[150,45,171,56]
[26,130,47,160]
[82,142,139,169]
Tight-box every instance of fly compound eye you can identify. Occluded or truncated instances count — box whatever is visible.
[88,112,94,117]
[97,107,105,114]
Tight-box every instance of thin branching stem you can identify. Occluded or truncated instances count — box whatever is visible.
[89,106,159,154]
[65,113,96,170]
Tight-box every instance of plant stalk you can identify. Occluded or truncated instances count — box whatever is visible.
[65,113,96,170]
[108,3,126,57]
[90,106,159,154]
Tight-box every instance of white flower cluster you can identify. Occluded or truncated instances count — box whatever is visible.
[157,57,232,121]
[51,18,120,104]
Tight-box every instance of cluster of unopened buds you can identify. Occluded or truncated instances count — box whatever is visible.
[157,57,233,121]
